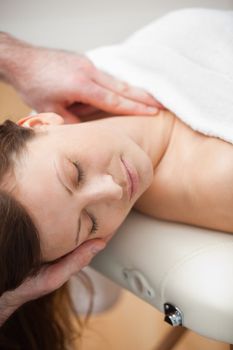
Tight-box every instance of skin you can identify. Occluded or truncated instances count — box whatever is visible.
[0,32,163,123]
[135,115,233,233]
[6,112,172,262]
[5,110,233,264]
[0,32,163,320]
[2,109,233,322]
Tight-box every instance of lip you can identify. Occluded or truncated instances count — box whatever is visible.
[121,157,139,200]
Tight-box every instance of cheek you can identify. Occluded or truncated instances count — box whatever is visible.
[99,205,130,238]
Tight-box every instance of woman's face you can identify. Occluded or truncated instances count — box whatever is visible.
[12,114,153,262]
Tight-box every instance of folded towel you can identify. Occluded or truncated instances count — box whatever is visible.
[87,8,233,143]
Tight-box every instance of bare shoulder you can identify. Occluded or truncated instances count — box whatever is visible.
[135,116,233,233]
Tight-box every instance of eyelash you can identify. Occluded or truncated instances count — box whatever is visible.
[73,161,85,184]
[73,161,99,235]
[88,212,99,235]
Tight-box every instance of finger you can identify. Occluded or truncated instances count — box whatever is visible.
[79,82,159,115]
[12,239,105,305]
[93,70,164,109]
[68,102,99,117]
[39,239,106,294]
[55,105,81,124]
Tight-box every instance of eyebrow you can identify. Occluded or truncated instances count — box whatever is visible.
[53,160,81,245]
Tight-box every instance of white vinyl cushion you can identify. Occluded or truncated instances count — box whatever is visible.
[91,210,233,343]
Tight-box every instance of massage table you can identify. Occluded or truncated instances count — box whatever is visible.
[90,210,233,348]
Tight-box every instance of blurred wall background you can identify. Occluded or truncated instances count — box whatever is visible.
[1,0,233,51]
[0,1,233,349]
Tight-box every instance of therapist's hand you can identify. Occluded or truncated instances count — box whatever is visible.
[0,239,105,326]
[0,33,163,123]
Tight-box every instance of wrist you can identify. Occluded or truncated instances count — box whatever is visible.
[0,32,35,88]
[0,291,20,326]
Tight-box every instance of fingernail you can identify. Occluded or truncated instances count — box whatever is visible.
[147,107,158,114]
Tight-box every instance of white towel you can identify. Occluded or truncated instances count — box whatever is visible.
[87,8,233,143]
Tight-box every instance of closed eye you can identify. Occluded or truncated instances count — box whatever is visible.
[75,211,99,245]
[73,161,85,184]
[88,211,99,235]
[72,161,99,235]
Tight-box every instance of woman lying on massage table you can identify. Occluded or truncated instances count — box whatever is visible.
[14,109,233,263]
[0,106,232,348]
[1,7,232,350]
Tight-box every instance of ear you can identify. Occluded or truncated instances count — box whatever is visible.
[17,113,65,130]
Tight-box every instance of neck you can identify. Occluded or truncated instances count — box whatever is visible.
[92,111,175,170]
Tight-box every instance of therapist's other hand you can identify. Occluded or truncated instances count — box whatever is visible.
[1,33,163,123]
[16,49,163,122]
[0,239,105,326]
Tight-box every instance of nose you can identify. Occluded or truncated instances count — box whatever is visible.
[81,174,123,205]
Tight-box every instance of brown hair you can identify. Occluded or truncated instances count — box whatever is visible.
[0,120,90,349]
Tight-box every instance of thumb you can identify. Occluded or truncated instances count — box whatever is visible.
[40,239,106,293]
[67,239,106,275]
